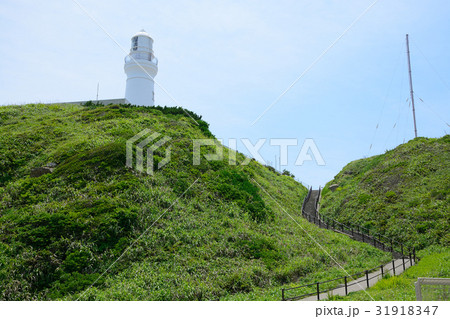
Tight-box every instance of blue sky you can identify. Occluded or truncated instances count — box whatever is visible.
[1,0,449,188]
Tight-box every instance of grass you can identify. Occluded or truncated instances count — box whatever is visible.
[320,135,450,250]
[0,103,391,300]
[320,136,449,301]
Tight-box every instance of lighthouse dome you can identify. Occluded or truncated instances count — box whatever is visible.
[132,29,154,41]
[130,29,154,53]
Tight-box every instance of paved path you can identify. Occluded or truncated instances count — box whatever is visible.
[298,189,416,300]
[302,257,416,300]
[303,190,320,217]
[302,189,401,255]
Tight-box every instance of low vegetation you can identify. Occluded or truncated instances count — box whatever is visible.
[0,103,390,300]
[321,135,449,250]
[321,136,449,300]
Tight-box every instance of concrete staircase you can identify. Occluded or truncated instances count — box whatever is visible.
[301,189,408,259]
[288,189,417,301]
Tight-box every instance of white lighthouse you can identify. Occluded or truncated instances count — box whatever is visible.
[124,30,158,106]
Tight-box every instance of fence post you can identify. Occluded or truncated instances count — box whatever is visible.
[365,270,369,288]
[401,244,404,256]
[392,259,396,275]
[282,288,285,301]
[316,282,320,301]
[344,276,348,295]
[362,232,365,243]
[409,251,412,266]
[402,256,405,271]
[373,236,376,247]
[413,248,416,263]
[381,265,384,277]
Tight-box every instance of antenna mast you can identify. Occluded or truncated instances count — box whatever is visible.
[406,34,418,138]
[96,82,100,103]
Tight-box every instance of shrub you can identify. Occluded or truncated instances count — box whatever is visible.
[385,191,397,202]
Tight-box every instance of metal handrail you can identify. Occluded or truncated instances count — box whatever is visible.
[282,255,417,301]
[304,203,411,257]
[301,187,312,214]
[285,190,418,301]
[314,186,321,214]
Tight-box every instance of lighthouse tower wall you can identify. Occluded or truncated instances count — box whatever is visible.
[124,30,158,106]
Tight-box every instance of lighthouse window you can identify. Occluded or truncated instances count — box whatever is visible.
[132,37,138,51]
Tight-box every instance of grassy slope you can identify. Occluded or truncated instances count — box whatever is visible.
[0,104,390,301]
[321,136,450,249]
[320,136,449,301]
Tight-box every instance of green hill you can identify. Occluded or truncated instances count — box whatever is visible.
[0,103,390,301]
[320,135,449,250]
[320,136,450,301]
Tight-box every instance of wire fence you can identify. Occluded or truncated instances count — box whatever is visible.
[415,277,450,301]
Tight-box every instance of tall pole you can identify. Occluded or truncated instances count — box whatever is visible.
[96,82,100,103]
[406,34,418,138]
